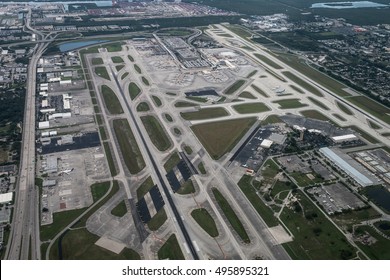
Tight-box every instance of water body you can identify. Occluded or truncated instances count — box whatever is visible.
[58,40,108,52]
[365,187,390,212]
[311,1,389,9]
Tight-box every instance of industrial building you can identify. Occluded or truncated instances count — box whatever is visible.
[319,147,379,187]
[331,134,358,143]
[0,192,13,204]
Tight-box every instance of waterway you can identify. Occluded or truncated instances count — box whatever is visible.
[365,186,390,213]
[58,40,108,52]
[311,1,389,9]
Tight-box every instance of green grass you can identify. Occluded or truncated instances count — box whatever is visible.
[270,180,291,198]
[174,128,182,135]
[307,97,329,110]
[141,116,171,151]
[246,70,258,78]
[254,53,283,69]
[251,85,269,97]
[148,208,167,231]
[367,119,381,130]
[283,71,323,97]
[91,57,103,65]
[164,152,181,172]
[198,162,206,174]
[300,110,334,123]
[113,119,146,174]
[232,102,270,114]
[166,92,177,96]
[336,101,353,115]
[103,142,117,177]
[354,225,390,260]
[212,188,250,243]
[106,42,123,52]
[128,55,134,62]
[136,176,154,200]
[164,113,173,122]
[177,179,196,195]
[181,108,229,120]
[141,76,150,86]
[111,200,127,217]
[186,96,208,103]
[332,207,380,228]
[261,159,280,179]
[191,118,256,160]
[273,98,307,109]
[224,80,245,95]
[174,101,198,107]
[90,181,111,203]
[115,65,124,71]
[101,85,123,115]
[290,84,305,94]
[111,56,124,63]
[281,191,355,260]
[183,145,193,155]
[103,142,118,176]
[151,95,162,107]
[136,102,150,112]
[191,208,219,237]
[333,113,346,121]
[128,82,141,100]
[58,228,140,260]
[121,72,129,80]
[158,234,185,260]
[348,96,390,124]
[261,114,282,124]
[239,91,256,99]
[94,66,110,81]
[290,172,322,187]
[134,64,142,74]
[237,175,279,227]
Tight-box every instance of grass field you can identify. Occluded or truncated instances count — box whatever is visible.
[261,114,282,124]
[307,96,329,110]
[237,175,279,227]
[136,102,150,112]
[273,98,307,109]
[198,162,206,174]
[254,53,283,69]
[173,127,182,135]
[225,80,246,95]
[101,85,123,115]
[128,55,134,62]
[300,110,334,123]
[111,200,127,217]
[191,118,256,160]
[94,66,111,81]
[336,100,353,115]
[281,191,355,259]
[239,91,256,99]
[148,208,167,231]
[191,208,219,237]
[290,84,304,94]
[158,234,185,260]
[333,113,346,121]
[174,101,198,107]
[58,228,140,260]
[251,85,269,97]
[151,95,162,107]
[232,102,270,114]
[186,96,208,103]
[246,70,258,78]
[181,108,229,120]
[105,42,123,52]
[103,142,117,176]
[115,65,124,71]
[141,77,150,86]
[177,179,195,195]
[212,188,250,243]
[90,181,111,203]
[347,96,390,124]
[282,71,323,97]
[183,145,193,155]
[164,152,181,172]
[367,119,382,130]
[137,176,154,200]
[111,56,124,63]
[134,64,142,74]
[113,119,145,174]
[121,72,129,80]
[128,82,141,100]
[91,57,103,65]
[332,207,380,228]
[141,116,171,151]
[354,225,390,259]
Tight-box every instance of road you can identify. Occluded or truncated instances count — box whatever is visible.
[5,9,48,260]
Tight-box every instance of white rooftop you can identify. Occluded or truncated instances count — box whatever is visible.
[0,192,13,204]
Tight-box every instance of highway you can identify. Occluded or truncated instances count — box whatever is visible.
[5,9,48,260]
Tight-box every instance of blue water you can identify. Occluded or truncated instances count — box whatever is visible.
[311,1,389,9]
[59,40,108,52]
